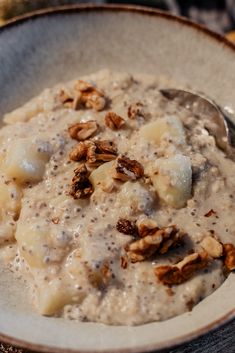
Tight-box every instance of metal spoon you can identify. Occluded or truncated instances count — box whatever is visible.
[160,88,235,158]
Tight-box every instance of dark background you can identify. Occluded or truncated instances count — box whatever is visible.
[1,0,235,34]
[106,0,235,33]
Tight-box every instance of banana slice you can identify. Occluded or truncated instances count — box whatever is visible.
[151,154,192,208]
[89,161,115,191]
[4,138,52,183]
[36,279,74,316]
[15,226,51,268]
[140,116,185,145]
[115,181,155,216]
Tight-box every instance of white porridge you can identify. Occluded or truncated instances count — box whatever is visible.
[0,69,234,325]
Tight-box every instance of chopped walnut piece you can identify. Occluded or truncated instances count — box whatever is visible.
[116,218,138,236]
[72,91,82,110]
[113,156,144,181]
[74,80,106,111]
[125,225,183,263]
[155,251,208,285]
[86,140,117,167]
[69,140,117,166]
[86,94,106,112]
[69,141,90,161]
[69,164,93,199]
[120,256,128,269]
[59,89,73,108]
[52,217,60,225]
[127,102,144,119]
[105,112,125,130]
[68,121,98,141]
[75,80,94,92]
[117,218,184,263]
[137,218,159,238]
[223,243,235,271]
[200,236,223,258]
[204,209,217,217]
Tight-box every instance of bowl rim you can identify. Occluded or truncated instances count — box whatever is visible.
[1,2,235,52]
[0,4,235,353]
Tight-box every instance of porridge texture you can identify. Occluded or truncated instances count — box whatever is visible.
[0,69,234,325]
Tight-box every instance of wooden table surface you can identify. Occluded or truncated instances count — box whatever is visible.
[1,317,235,353]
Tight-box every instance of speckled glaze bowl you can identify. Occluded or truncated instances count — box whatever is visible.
[0,5,235,353]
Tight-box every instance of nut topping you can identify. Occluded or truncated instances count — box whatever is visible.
[204,209,217,217]
[68,121,98,141]
[69,164,93,199]
[116,218,183,263]
[51,217,60,225]
[75,80,94,92]
[200,235,223,258]
[69,141,90,161]
[137,218,159,238]
[223,243,235,271]
[74,80,106,111]
[120,256,128,269]
[127,102,144,119]
[59,89,73,108]
[72,91,83,110]
[69,140,117,167]
[155,251,208,285]
[113,156,144,181]
[105,112,125,130]
[125,225,183,263]
[86,140,117,167]
[116,218,138,236]
[59,80,106,111]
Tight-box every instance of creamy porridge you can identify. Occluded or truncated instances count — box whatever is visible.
[0,69,234,325]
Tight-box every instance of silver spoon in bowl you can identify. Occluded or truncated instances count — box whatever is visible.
[160,88,235,159]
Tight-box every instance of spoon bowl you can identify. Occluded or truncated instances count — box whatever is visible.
[160,88,235,156]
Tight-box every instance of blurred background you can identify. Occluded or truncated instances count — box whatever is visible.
[0,0,235,39]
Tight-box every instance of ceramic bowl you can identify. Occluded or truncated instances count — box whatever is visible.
[0,5,235,353]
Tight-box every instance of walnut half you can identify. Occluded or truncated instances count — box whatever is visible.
[59,80,106,111]
[69,164,93,199]
[68,120,99,141]
[113,156,144,181]
[69,140,117,166]
[86,140,118,167]
[125,224,183,263]
[155,251,208,285]
[74,80,106,111]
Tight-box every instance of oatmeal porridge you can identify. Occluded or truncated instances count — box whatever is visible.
[0,69,234,325]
